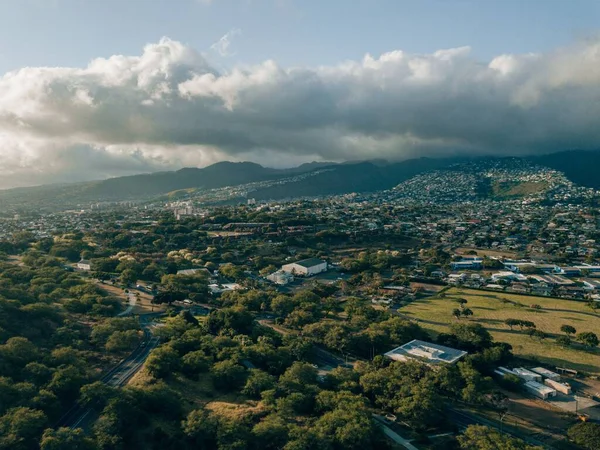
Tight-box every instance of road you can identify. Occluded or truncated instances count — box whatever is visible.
[372,415,420,450]
[55,314,162,430]
[447,407,564,449]
[117,292,137,316]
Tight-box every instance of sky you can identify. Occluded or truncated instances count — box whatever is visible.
[0,0,600,188]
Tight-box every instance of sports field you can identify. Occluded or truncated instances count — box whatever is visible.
[399,287,600,373]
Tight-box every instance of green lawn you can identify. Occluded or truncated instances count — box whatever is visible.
[399,288,600,373]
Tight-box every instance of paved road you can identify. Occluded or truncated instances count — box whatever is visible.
[447,407,560,449]
[117,292,137,316]
[372,415,420,450]
[55,315,161,430]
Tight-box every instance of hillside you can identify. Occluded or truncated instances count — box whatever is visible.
[1,149,600,211]
[251,158,457,200]
[532,150,600,189]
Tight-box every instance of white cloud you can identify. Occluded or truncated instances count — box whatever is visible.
[210,28,242,57]
[1,37,600,188]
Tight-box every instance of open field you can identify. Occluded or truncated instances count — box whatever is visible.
[453,247,518,259]
[95,281,162,313]
[399,288,600,373]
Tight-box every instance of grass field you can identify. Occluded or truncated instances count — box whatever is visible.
[453,247,518,259]
[399,288,600,373]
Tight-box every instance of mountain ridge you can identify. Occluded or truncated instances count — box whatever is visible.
[1,150,599,211]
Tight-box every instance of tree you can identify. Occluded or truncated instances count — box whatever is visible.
[145,346,181,379]
[211,360,247,391]
[105,330,139,352]
[504,319,521,330]
[461,308,474,318]
[458,424,541,449]
[556,335,571,347]
[252,414,289,450]
[449,323,492,351]
[119,269,138,287]
[79,382,116,411]
[530,330,547,342]
[567,422,600,450]
[577,331,599,348]
[181,351,211,379]
[242,369,276,399]
[560,324,576,336]
[182,408,218,449]
[40,427,97,450]
[0,407,47,450]
[453,308,462,320]
[313,406,380,450]
[271,295,296,318]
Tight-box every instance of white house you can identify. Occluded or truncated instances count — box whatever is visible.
[77,259,91,271]
[281,258,327,277]
[208,283,243,294]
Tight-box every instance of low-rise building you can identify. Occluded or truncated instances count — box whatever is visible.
[530,367,561,381]
[525,380,557,399]
[208,283,243,294]
[267,270,295,285]
[281,258,327,276]
[77,259,91,271]
[513,367,543,382]
[544,378,572,394]
[384,340,467,366]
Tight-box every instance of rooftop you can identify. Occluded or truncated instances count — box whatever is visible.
[384,339,467,365]
[290,257,327,268]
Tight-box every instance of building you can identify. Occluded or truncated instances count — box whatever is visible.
[267,270,294,285]
[77,259,91,271]
[544,378,572,395]
[451,258,483,270]
[491,271,528,282]
[531,367,561,381]
[208,283,243,294]
[177,268,211,276]
[513,367,543,382]
[524,380,556,399]
[384,340,467,366]
[281,258,327,277]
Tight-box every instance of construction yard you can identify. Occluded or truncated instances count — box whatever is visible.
[399,287,600,374]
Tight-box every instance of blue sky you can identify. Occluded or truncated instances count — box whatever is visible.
[1,0,600,188]
[1,0,599,73]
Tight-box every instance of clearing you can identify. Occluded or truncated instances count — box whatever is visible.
[399,288,600,373]
[453,247,518,259]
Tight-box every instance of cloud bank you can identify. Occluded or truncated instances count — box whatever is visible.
[1,37,600,188]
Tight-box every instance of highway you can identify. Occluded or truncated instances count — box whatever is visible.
[55,313,162,430]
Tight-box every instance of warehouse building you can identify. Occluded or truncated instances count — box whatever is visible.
[544,378,572,395]
[281,258,328,277]
[524,381,556,399]
[513,367,543,382]
[531,367,561,381]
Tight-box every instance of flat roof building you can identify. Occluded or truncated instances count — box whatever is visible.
[524,381,556,399]
[384,340,467,366]
[544,378,572,395]
[513,367,543,382]
[530,367,561,381]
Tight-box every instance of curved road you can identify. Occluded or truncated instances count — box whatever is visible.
[55,313,162,430]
